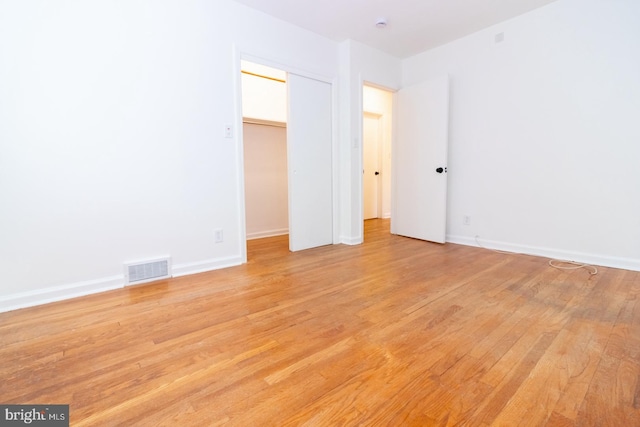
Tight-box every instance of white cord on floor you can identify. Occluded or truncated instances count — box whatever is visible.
[474,235,598,275]
[548,259,598,275]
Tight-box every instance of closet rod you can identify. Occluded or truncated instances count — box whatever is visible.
[241,70,286,83]
[243,118,286,128]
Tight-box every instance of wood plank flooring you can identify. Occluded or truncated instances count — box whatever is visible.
[1,219,639,426]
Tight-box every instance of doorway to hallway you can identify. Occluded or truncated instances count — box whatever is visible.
[362,84,393,227]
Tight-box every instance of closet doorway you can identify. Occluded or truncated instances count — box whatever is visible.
[241,61,289,244]
[241,60,334,256]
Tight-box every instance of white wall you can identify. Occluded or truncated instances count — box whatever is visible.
[403,0,640,270]
[0,0,340,311]
[338,40,402,244]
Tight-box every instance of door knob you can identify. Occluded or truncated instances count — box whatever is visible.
[436,167,444,173]
[375,171,380,175]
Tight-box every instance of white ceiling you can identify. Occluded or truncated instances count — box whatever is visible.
[233,0,558,58]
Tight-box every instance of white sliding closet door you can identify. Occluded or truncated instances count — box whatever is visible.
[287,74,333,251]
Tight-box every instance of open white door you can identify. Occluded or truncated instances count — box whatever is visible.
[287,74,333,251]
[392,75,449,243]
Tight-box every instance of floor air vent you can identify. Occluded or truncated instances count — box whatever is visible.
[124,257,171,285]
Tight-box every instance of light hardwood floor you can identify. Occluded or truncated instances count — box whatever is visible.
[2,219,639,426]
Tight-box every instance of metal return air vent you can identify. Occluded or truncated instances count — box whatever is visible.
[124,257,171,285]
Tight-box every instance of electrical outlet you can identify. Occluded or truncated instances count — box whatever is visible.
[463,215,471,226]
[214,229,223,243]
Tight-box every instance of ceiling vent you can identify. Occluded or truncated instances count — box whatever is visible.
[124,257,171,285]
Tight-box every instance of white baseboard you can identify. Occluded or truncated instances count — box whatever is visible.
[0,255,245,314]
[446,234,640,272]
[340,235,363,245]
[246,228,288,240]
[172,255,243,277]
[0,275,124,314]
